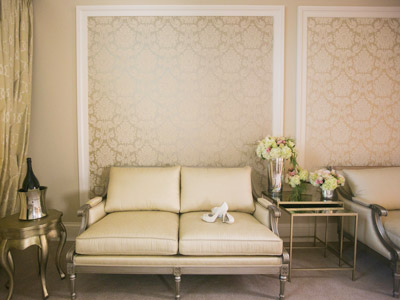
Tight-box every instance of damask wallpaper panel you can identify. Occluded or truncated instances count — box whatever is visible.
[303,16,400,170]
[87,16,275,197]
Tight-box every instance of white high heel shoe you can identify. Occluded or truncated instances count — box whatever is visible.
[211,206,235,224]
[222,212,235,224]
[202,202,228,223]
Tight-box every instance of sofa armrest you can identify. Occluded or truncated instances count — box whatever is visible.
[77,196,106,234]
[253,198,281,237]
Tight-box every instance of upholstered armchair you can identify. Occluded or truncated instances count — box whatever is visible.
[337,167,400,298]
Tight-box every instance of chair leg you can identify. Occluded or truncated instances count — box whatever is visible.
[394,260,399,298]
[174,267,181,300]
[69,274,77,300]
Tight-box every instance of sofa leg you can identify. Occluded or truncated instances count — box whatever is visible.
[279,274,287,299]
[69,274,76,300]
[279,261,289,300]
[394,261,399,298]
[174,267,181,299]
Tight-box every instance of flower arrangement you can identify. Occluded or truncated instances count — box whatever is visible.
[286,167,309,188]
[256,136,297,166]
[285,167,309,201]
[309,169,345,191]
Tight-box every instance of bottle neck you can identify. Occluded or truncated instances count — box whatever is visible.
[27,160,32,171]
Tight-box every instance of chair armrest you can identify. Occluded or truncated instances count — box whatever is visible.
[77,196,106,234]
[370,203,399,261]
[253,198,281,236]
[370,204,388,217]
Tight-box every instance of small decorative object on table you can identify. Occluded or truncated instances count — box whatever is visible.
[18,157,48,220]
[256,136,297,194]
[285,167,309,201]
[309,168,345,200]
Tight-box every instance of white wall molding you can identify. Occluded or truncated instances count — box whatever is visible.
[76,5,285,205]
[296,6,400,167]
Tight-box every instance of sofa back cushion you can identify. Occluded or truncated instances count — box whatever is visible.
[342,167,400,210]
[105,166,181,213]
[180,166,254,213]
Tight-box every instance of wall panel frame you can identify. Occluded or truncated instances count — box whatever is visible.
[296,6,400,168]
[76,5,285,205]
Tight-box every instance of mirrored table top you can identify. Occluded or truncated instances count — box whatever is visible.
[261,191,344,211]
[284,208,357,216]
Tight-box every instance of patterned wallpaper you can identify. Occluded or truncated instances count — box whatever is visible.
[88,16,274,197]
[305,17,400,170]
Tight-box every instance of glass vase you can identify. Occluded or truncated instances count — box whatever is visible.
[267,158,284,194]
[321,189,335,200]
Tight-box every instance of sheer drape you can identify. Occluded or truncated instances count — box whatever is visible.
[0,0,33,217]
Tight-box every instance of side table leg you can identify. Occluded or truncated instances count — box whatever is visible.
[39,235,49,299]
[324,216,329,257]
[0,240,13,300]
[289,214,294,282]
[352,215,358,281]
[5,251,14,289]
[339,216,344,267]
[56,222,67,279]
[313,216,317,246]
[38,246,42,275]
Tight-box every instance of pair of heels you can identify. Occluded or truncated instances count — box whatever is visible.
[201,202,235,224]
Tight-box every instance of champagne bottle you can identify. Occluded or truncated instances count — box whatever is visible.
[22,157,40,190]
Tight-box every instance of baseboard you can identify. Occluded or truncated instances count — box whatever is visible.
[61,221,338,242]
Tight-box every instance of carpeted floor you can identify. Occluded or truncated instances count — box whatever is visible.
[0,241,394,300]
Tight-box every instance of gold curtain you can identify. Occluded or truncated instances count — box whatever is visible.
[0,0,33,217]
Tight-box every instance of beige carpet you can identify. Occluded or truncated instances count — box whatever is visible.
[0,241,394,300]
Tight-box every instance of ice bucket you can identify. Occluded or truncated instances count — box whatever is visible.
[18,186,48,220]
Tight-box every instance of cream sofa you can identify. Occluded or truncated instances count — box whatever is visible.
[337,167,400,298]
[66,166,289,299]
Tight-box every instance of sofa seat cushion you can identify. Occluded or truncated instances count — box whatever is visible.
[342,167,400,210]
[383,210,400,249]
[179,212,282,256]
[76,211,179,255]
